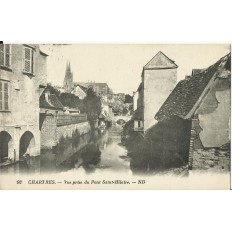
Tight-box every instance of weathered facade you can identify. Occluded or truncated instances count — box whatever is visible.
[133,51,178,132]
[0,44,47,164]
[155,53,231,171]
[39,87,64,149]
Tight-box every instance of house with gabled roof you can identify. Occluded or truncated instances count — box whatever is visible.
[72,83,87,100]
[133,51,178,132]
[40,87,64,113]
[155,53,231,171]
[75,81,111,97]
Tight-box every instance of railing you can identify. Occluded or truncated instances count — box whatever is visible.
[57,114,87,126]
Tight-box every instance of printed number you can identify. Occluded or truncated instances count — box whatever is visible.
[17,180,22,184]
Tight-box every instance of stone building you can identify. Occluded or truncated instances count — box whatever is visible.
[76,82,111,97]
[72,83,87,100]
[39,87,64,149]
[155,53,231,171]
[0,44,47,164]
[133,51,178,132]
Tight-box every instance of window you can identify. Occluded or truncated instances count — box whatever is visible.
[23,47,35,74]
[0,81,10,111]
[0,44,11,68]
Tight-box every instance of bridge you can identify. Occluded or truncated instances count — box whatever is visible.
[112,115,132,125]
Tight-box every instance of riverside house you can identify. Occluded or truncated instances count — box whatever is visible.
[0,44,48,165]
[155,53,231,171]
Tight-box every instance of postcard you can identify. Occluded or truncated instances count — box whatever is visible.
[0,44,230,189]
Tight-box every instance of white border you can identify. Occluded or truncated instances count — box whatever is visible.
[1,0,232,232]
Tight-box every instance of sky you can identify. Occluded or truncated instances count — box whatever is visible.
[40,44,230,95]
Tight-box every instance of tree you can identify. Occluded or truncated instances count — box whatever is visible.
[83,88,102,120]
[59,92,83,109]
[112,99,124,115]
[125,94,133,103]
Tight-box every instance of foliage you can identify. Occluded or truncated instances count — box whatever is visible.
[123,116,190,172]
[60,92,84,110]
[112,99,124,115]
[82,88,102,120]
[47,85,101,120]
[125,94,133,103]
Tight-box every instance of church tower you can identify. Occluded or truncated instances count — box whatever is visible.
[63,61,74,93]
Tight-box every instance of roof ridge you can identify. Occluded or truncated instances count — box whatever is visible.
[144,51,178,70]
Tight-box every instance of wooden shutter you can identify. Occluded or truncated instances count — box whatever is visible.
[0,44,4,66]
[0,82,2,110]
[24,47,31,73]
[31,49,35,74]
[5,45,10,67]
[0,45,11,68]
[4,82,9,110]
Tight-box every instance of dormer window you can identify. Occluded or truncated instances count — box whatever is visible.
[0,44,12,69]
[23,46,35,74]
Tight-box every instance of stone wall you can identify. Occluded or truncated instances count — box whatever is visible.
[40,114,57,149]
[192,148,230,172]
[40,115,91,149]
[56,121,91,142]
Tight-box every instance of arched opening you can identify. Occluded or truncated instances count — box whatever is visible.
[117,119,126,125]
[0,131,13,163]
[19,131,35,158]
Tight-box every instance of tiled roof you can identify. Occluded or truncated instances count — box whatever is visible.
[155,53,231,121]
[40,92,64,110]
[192,69,205,76]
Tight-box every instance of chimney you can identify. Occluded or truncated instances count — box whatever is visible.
[45,88,50,103]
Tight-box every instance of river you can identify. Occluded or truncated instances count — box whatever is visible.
[0,123,133,175]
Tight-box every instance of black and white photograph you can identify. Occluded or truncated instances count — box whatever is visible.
[1,1,232,232]
[0,44,230,189]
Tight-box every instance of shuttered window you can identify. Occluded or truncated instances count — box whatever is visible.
[23,47,35,74]
[0,81,10,111]
[0,44,11,68]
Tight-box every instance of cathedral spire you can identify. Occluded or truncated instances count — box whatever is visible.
[65,61,69,73]
[63,60,74,93]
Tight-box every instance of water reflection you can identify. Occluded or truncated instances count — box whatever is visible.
[0,125,131,175]
[58,128,130,174]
